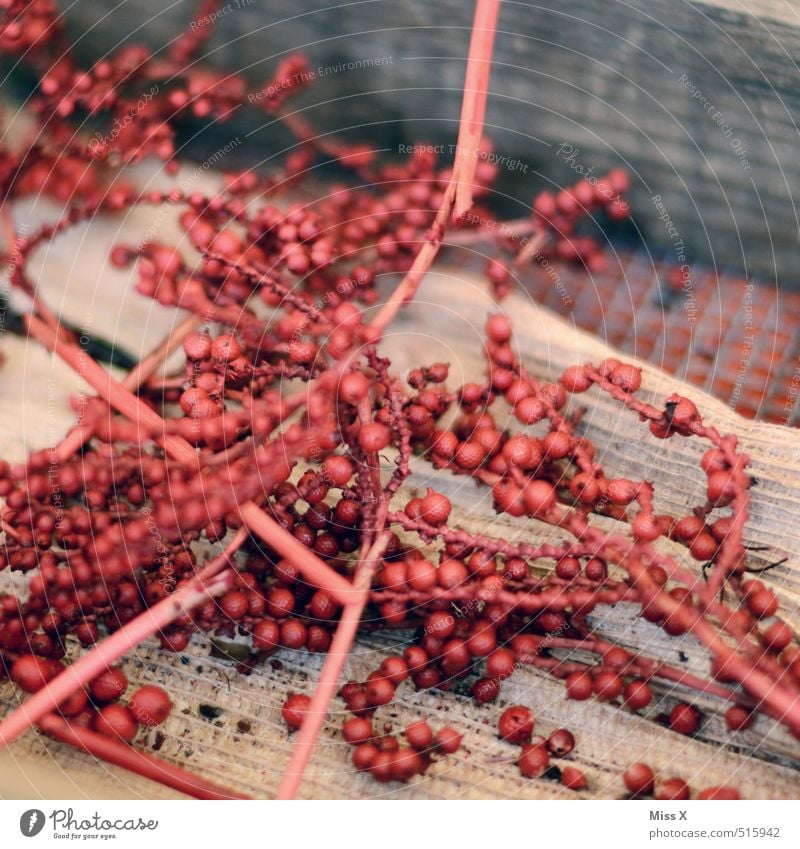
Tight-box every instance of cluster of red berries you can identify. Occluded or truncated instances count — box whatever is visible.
[531,169,631,270]
[497,705,585,790]
[280,692,462,784]
[8,654,171,742]
[0,0,793,802]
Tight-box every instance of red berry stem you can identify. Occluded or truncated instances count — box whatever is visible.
[37,713,249,800]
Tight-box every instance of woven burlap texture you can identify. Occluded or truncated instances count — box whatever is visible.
[1,186,799,799]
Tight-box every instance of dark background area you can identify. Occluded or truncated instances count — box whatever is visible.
[15,0,800,284]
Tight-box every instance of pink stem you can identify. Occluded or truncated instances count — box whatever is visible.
[452,0,502,218]
[367,0,501,336]
[54,313,202,463]
[26,315,198,467]
[38,714,249,800]
[239,502,355,606]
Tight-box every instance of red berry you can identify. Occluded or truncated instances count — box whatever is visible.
[522,480,556,517]
[502,435,533,467]
[252,619,280,652]
[498,705,534,744]
[762,619,793,652]
[725,705,753,732]
[89,667,128,703]
[485,314,512,344]
[339,372,369,404]
[425,609,456,638]
[358,422,390,453]
[94,704,138,742]
[556,557,581,580]
[342,716,373,745]
[560,365,591,393]
[282,693,311,730]
[280,619,307,649]
[472,676,501,704]
[593,670,622,701]
[584,557,607,582]
[656,777,690,800]
[183,332,212,360]
[220,589,248,620]
[467,622,497,657]
[58,689,89,718]
[352,743,378,771]
[632,512,662,541]
[610,364,641,393]
[211,334,241,362]
[561,766,587,790]
[668,703,701,735]
[419,490,451,524]
[518,743,549,778]
[10,655,59,693]
[437,560,468,590]
[369,751,394,783]
[128,685,172,727]
[308,590,339,621]
[391,747,423,782]
[623,680,653,711]
[407,559,437,591]
[455,440,485,469]
[267,587,295,618]
[697,786,741,800]
[365,676,395,707]
[515,396,545,425]
[565,671,593,700]
[378,656,409,686]
[546,728,575,756]
[322,455,353,486]
[623,762,655,796]
[486,648,516,679]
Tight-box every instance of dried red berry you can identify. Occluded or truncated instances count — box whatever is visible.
[94,704,139,742]
[623,762,655,796]
[342,716,373,745]
[498,705,534,744]
[89,667,128,703]
[402,720,431,752]
[282,694,311,731]
[128,685,172,727]
[561,766,587,790]
[518,743,549,778]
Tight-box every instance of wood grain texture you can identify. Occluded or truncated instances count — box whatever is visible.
[38,0,800,283]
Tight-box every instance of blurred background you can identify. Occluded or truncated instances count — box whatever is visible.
[26,0,800,285]
[4,0,800,421]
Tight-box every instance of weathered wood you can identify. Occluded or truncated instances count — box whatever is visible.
[44,0,800,283]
